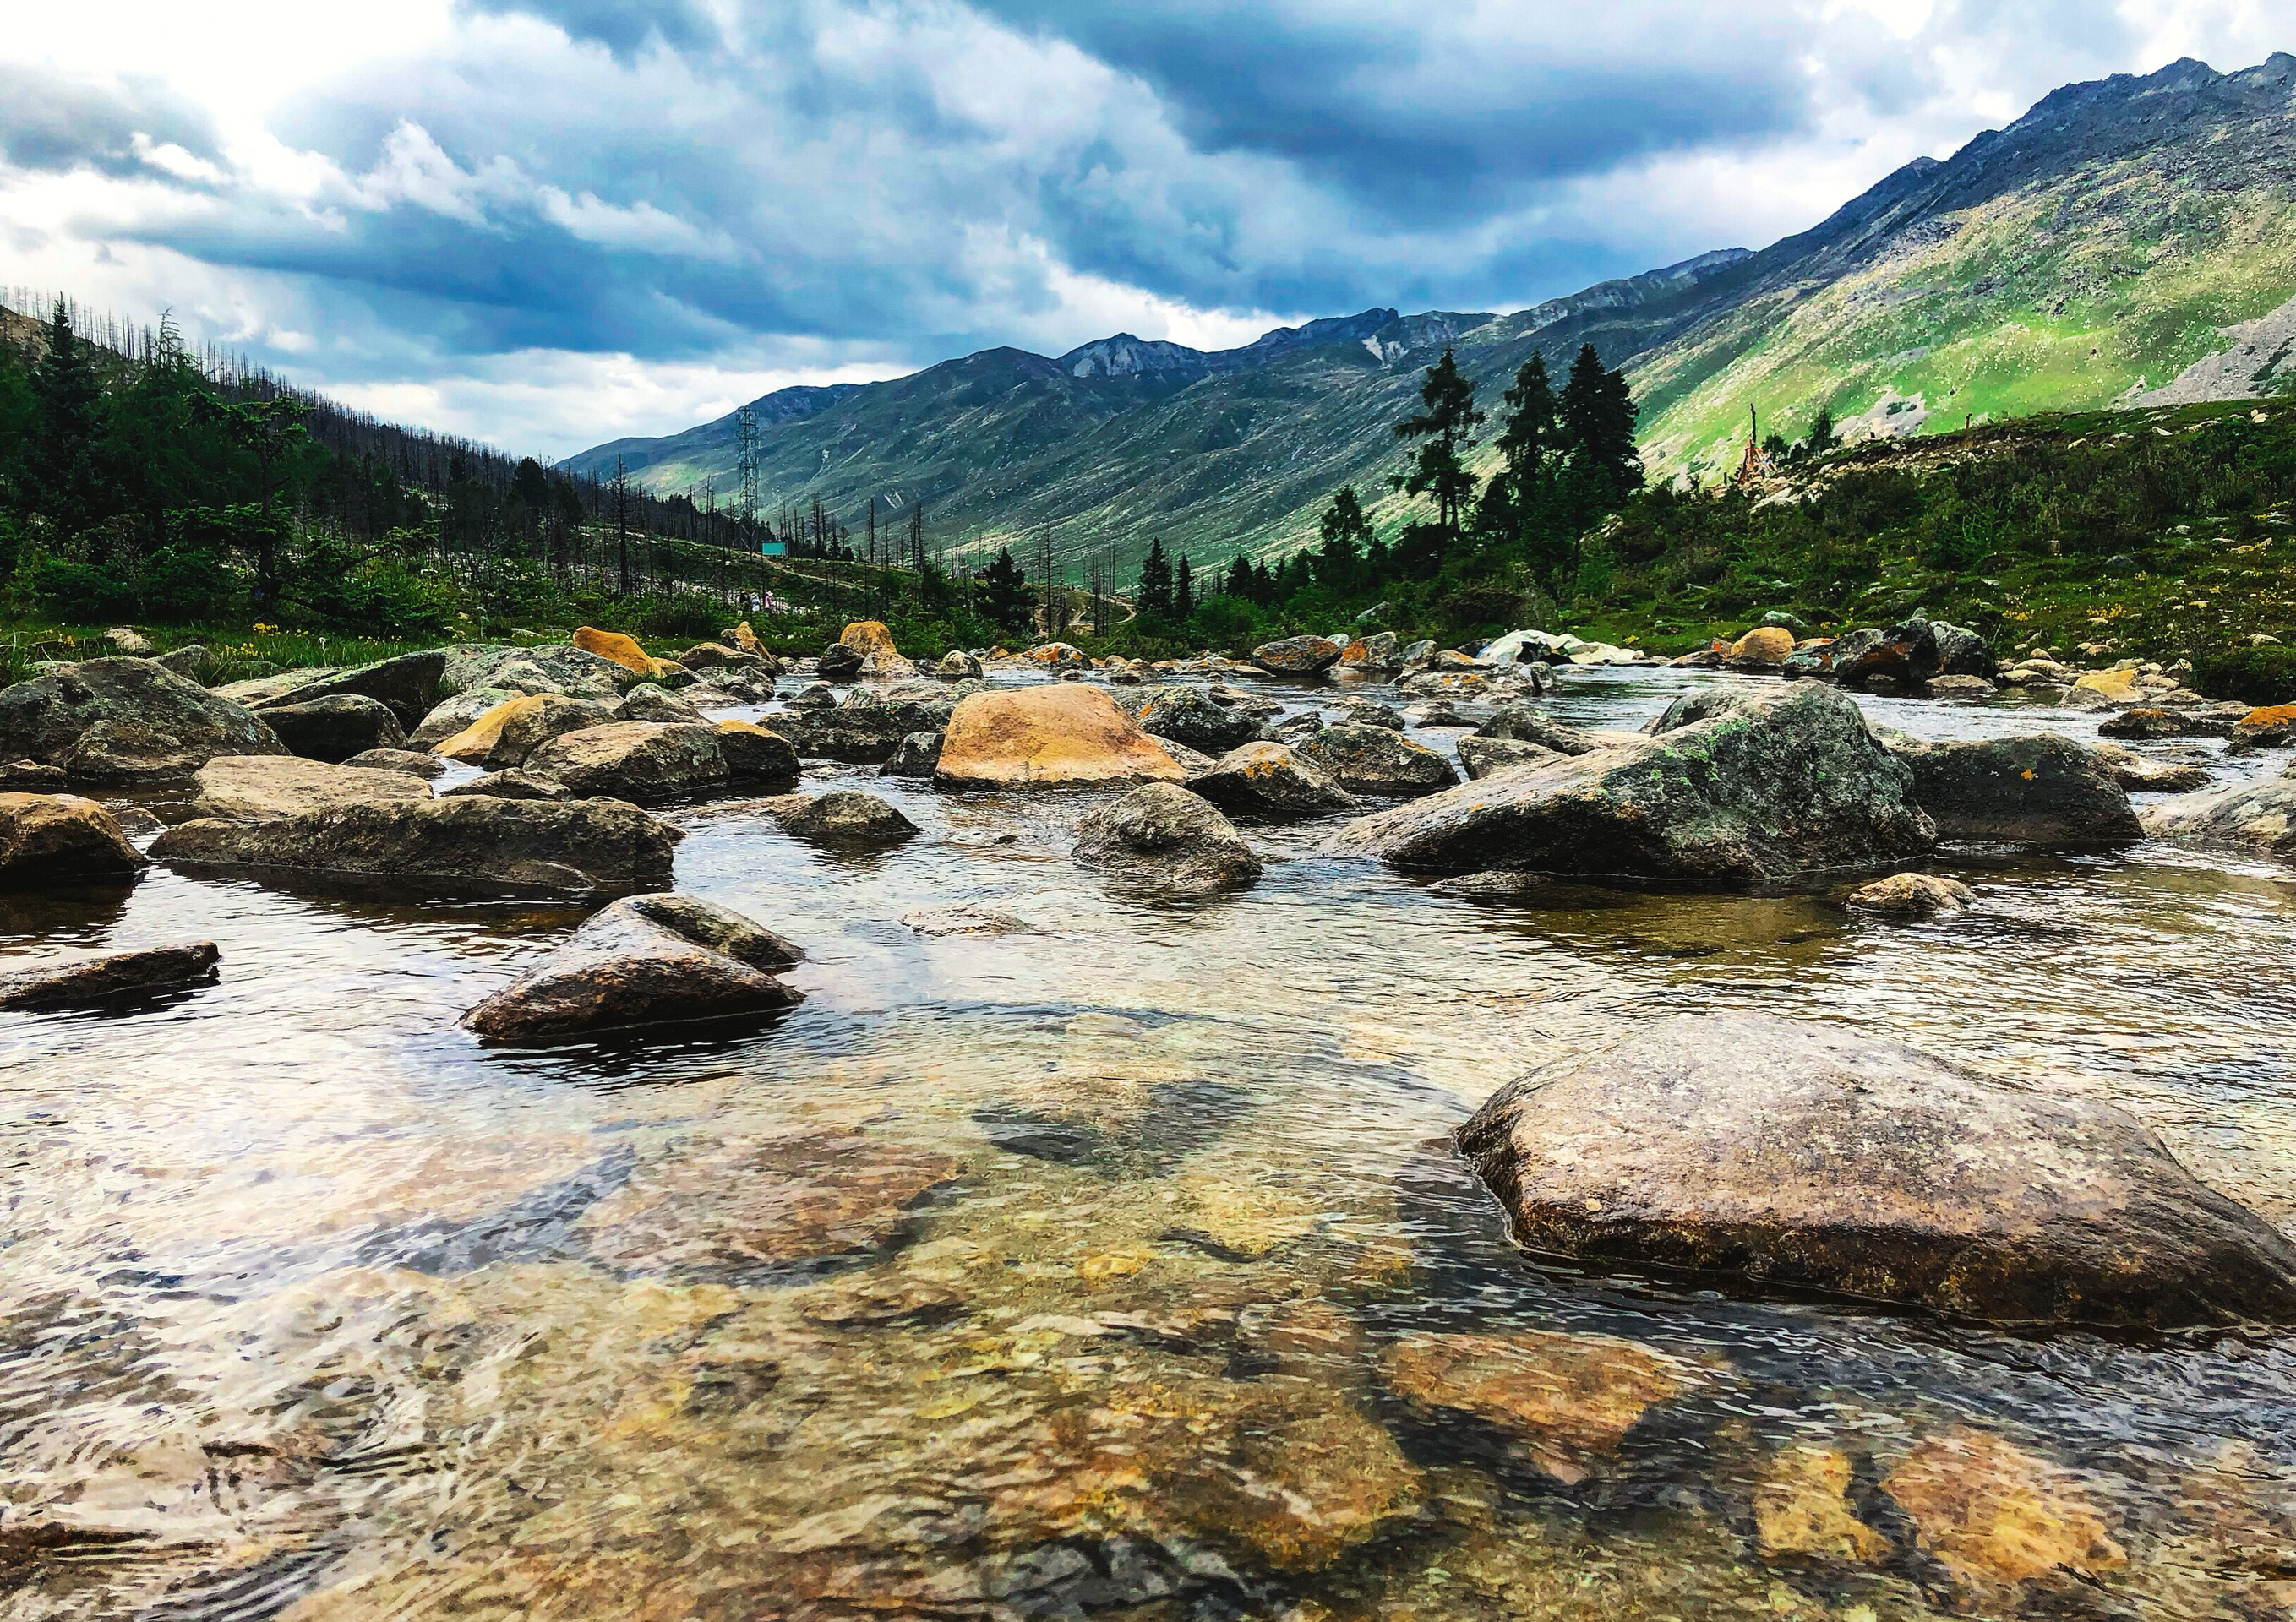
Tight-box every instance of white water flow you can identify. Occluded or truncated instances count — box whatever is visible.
[2,666,2291,1621]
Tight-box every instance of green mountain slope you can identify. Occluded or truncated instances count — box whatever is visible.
[566,53,2296,575]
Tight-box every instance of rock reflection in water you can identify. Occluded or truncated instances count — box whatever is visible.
[0,667,2292,1619]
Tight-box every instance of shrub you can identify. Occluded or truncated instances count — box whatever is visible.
[2193,645,2296,706]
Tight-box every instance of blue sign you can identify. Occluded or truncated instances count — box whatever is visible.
[761,542,788,558]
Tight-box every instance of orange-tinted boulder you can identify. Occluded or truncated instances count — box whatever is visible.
[1728,626,1795,667]
[936,685,1184,790]
[573,626,661,679]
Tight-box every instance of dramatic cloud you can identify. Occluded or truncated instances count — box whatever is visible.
[0,0,2285,454]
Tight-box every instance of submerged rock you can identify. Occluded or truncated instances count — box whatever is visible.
[2090,741,2210,794]
[1847,871,1974,916]
[1454,1011,2296,1326]
[0,657,285,784]
[1383,1330,1691,1485]
[0,793,147,887]
[1753,1447,1890,1563]
[1897,734,2141,846]
[1295,721,1458,797]
[771,790,919,846]
[936,685,1184,790]
[464,892,801,1040]
[151,795,678,895]
[2141,776,2296,857]
[255,694,407,762]
[1186,741,1355,819]
[1882,1429,2124,1594]
[189,754,431,820]
[1072,782,1263,897]
[522,721,729,803]
[1333,683,1934,884]
[0,941,219,1010]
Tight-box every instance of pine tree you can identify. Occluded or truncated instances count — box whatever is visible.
[29,301,102,531]
[1390,348,1485,550]
[1557,344,1642,514]
[1174,553,1194,621]
[1137,535,1174,621]
[1802,406,1837,460]
[1483,353,1558,530]
[980,545,1032,634]
[1224,553,1254,598]
[1314,484,1372,589]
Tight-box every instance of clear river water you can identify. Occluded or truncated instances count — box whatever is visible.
[3,664,2293,1622]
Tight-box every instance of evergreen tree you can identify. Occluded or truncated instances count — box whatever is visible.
[1224,552,1254,598]
[1488,354,1557,516]
[189,390,310,604]
[980,544,1033,635]
[1313,484,1372,589]
[1802,406,1838,460]
[1137,534,1174,620]
[1174,552,1194,621]
[1390,347,1485,563]
[28,301,101,531]
[1556,344,1641,515]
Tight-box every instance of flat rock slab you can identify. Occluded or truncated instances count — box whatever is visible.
[190,754,431,821]
[0,792,147,888]
[151,795,678,896]
[464,893,800,1040]
[2141,776,2296,855]
[1455,1012,2296,1327]
[936,684,1184,790]
[0,942,219,1010]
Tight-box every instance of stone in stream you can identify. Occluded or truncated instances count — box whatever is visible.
[1072,782,1262,897]
[1295,721,1458,797]
[189,754,432,820]
[409,688,520,751]
[255,694,408,762]
[0,759,65,789]
[573,625,663,681]
[440,769,572,801]
[1895,733,2141,846]
[879,730,943,779]
[1333,696,1405,731]
[2088,741,2210,794]
[1726,626,1795,669]
[1474,703,1603,755]
[1930,621,1996,678]
[1831,620,1941,689]
[341,747,448,779]
[2100,706,2225,740]
[616,683,705,726]
[1132,685,1264,754]
[0,793,147,887]
[2141,775,2296,857]
[150,795,679,896]
[769,789,919,846]
[0,657,286,784]
[521,721,729,803]
[439,641,632,700]
[477,694,619,767]
[714,720,800,786]
[1456,734,1561,781]
[1186,741,1355,819]
[0,941,219,1011]
[463,892,802,1040]
[1881,1429,2124,1596]
[935,684,1185,790]
[1333,683,1934,884]
[1251,635,1344,677]
[1847,871,1974,916]
[1454,1012,2296,1327]
[254,650,446,730]
[935,650,984,681]
[2230,704,2296,752]
[815,641,864,682]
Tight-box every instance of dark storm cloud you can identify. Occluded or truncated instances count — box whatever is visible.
[0,64,221,178]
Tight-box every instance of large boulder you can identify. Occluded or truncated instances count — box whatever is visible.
[838,619,913,678]
[1727,627,1795,669]
[880,730,943,779]
[815,642,864,682]
[1454,1013,2296,1327]
[0,658,285,784]
[1072,782,1262,897]
[1831,621,1940,689]
[258,650,445,730]
[1896,734,2141,846]
[2140,776,2296,857]
[522,721,729,803]
[573,626,663,681]
[257,694,408,762]
[190,754,432,820]
[150,795,678,895]
[0,942,218,1011]
[1295,723,1459,797]
[1132,685,1264,754]
[1251,636,1344,678]
[440,643,630,700]
[617,683,706,726]
[1186,741,1355,819]
[2230,704,2296,753]
[410,688,520,751]
[1331,683,1936,883]
[770,790,919,846]
[714,720,800,786]
[463,894,801,1041]
[1930,622,1995,678]
[484,694,619,768]
[1339,631,1401,672]
[935,685,1185,790]
[0,793,146,888]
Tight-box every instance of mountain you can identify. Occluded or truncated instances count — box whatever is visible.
[565,53,2296,572]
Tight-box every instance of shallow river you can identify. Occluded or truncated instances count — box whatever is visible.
[3,666,2293,1621]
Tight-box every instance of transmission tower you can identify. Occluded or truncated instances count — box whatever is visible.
[734,406,761,531]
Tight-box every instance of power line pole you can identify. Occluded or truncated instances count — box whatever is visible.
[734,406,761,546]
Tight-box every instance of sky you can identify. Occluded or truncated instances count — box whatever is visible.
[0,1,2286,459]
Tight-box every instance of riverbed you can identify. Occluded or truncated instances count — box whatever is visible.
[3,665,2292,1621]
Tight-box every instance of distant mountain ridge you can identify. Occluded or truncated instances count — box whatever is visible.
[564,52,2296,572]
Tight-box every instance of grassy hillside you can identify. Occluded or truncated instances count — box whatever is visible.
[570,54,2296,585]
